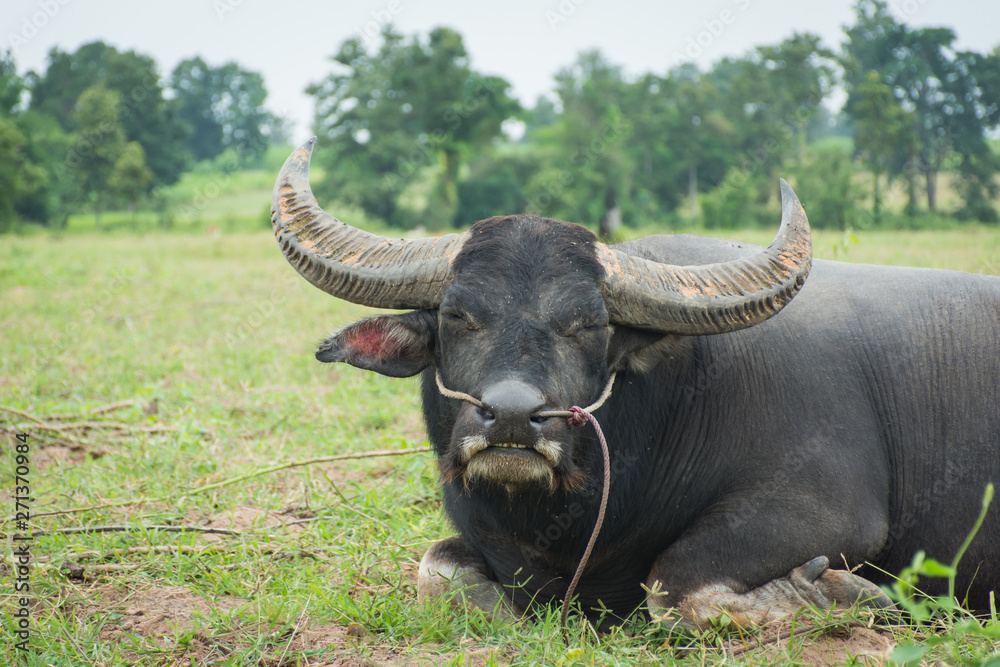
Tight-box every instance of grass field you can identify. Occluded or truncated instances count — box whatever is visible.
[2,224,999,665]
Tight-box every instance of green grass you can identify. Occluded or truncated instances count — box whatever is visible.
[1,227,999,665]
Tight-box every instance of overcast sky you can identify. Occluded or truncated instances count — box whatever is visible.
[3,0,998,142]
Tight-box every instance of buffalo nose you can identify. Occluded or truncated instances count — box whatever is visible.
[478,380,547,443]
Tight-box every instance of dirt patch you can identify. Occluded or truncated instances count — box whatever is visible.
[34,440,110,470]
[203,504,308,533]
[1,428,102,471]
[94,584,332,664]
[100,585,245,644]
[725,620,895,666]
[56,580,897,665]
[76,583,500,666]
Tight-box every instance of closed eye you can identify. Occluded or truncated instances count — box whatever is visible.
[441,310,483,330]
[561,322,608,337]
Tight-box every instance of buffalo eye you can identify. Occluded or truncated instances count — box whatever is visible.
[440,309,482,331]
[560,321,608,338]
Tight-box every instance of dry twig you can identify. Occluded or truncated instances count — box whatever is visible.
[45,400,139,420]
[4,446,433,525]
[33,524,243,538]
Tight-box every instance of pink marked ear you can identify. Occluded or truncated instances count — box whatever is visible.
[340,318,409,363]
[316,311,436,378]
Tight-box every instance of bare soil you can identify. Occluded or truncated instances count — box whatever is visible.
[50,577,896,666]
[78,583,502,666]
[723,619,896,666]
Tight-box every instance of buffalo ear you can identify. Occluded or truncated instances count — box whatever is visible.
[607,325,677,374]
[316,310,437,378]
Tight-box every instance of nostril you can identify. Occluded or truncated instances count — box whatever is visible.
[529,415,550,425]
[476,406,496,423]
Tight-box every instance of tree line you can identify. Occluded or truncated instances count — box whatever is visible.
[310,0,1000,233]
[0,41,286,231]
[1,0,998,234]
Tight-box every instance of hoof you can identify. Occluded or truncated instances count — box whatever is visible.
[789,556,895,612]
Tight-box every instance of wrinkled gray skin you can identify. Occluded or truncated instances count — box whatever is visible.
[316,219,999,630]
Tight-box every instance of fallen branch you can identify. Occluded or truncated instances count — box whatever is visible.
[23,497,162,521]
[64,543,254,562]
[188,446,434,495]
[59,543,324,569]
[260,514,341,532]
[5,420,177,434]
[61,561,135,580]
[46,399,139,420]
[1,400,139,425]
[2,426,96,450]
[0,404,46,425]
[33,524,243,538]
[10,446,433,524]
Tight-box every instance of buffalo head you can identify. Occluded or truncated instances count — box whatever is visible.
[271,139,811,492]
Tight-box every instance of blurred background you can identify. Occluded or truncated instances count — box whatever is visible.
[2,0,999,236]
[2,4,999,662]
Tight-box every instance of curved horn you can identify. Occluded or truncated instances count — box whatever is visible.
[597,179,812,334]
[271,138,468,309]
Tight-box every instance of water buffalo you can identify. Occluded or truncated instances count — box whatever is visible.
[271,139,999,629]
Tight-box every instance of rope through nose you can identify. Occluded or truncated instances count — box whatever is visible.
[558,405,611,632]
[536,372,616,426]
[432,370,616,632]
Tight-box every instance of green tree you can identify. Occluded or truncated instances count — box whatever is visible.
[454,147,536,224]
[169,57,225,161]
[0,50,24,116]
[526,51,633,233]
[620,74,682,222]
[28,41,189,186]
[108,141,153,224]
[706,34,835,183]
[793,142,863,230]
[69,85,126,227]
[171,58,279,164]
[0,117,44,231]
[853,71,909,225]
[308,27,520,228]
[663,66,734,222]
[948,48,1000,222]
[842,1,1000,218]
[754,33,837,160]
[11,110,73,226]
[841,0,903,111]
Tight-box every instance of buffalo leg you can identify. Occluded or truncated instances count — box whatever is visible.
[644,485,893,631]
[418,535,522,620]
[647,555,893,631]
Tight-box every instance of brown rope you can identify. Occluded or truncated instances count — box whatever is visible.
[433,371,617,632]
[537,373,616,426]
[558,406,612,631]
[434,370,486,408]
